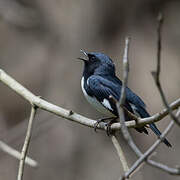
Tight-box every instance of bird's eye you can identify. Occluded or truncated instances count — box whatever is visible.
[91,56,95,60]
[89,55,96,61]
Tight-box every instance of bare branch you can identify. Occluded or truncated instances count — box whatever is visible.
[0,69,179,131]
[0,140,38,167]
[124,108,180,178]
[120,14,180,179]
[111,134,129,173]
[0,16,178,179]
[0,9,178,180]
[116,37,142,157]
[119,37,130,104]
[148,159,180,175]
[115,36,180,180]
[151,13,180,126]
[115,37,143,180]
[17,106,37,180]
[124,121,174,179]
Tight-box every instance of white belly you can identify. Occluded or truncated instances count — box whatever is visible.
[81,77,115,117]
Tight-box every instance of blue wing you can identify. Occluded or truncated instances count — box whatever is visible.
[111,76,171,146]
[87,75,172,146]
[126,87,146,108]
[87,75,150,120]
[87,75,136,117]
[110,76,148,117]
[111,76,146,109]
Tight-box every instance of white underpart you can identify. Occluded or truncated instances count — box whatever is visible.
[87,78,90,86]
[81,77,115,117]
[129,103,141,117]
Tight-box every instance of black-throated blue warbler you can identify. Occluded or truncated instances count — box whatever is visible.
[78,50,171,147]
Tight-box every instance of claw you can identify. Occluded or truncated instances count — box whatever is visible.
[105,121,113,136]
[94,119,105,132]
[93,117,117,134]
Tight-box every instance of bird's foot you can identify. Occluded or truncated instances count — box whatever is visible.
[105,121,114,136]
[94,117,114,132]
[94,117,117,136]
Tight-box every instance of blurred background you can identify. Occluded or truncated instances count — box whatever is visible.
[0,0,180,179]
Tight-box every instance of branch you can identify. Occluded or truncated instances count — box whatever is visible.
[147,159,180,175]
[119,14,180,179]
[124,108,180,178]
[115,107,180,179]
[114,37,180,180]
[0,16,179,179]
[151,13,180,126]
[116,37,142,157]
[0,140,38,167]
[0,69,179,131]
[124,121,174,179]
[119,36,130,104]
[115,37,143,180]
[111,134,129,172]
[17,106,37,180]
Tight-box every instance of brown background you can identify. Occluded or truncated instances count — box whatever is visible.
[0,0,180,180]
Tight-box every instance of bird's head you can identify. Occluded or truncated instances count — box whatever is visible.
[78,50,115,77]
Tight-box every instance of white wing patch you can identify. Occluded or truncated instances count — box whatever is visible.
[102,99,113,111]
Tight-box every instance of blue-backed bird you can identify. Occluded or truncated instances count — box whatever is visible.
[78,50,171,147]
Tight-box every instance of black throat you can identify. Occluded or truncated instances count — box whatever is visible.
[83,61,115,81]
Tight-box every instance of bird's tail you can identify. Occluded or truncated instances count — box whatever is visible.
[149,123,172,147]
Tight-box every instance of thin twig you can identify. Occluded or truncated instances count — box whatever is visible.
[0,11,178,179]
[17,106,37,180]
[118,37,142,156]
[115,37,143,180]
[119,37,130,105]
[116,36,180,180]
[116,37,141,156]
[151,13,180,126]
[124,121,175,179]
[0,140,38,167]
[121,14,180,179]
[111,134,129,172]
[148,159,180,175]
[124,108,180,178]
[0,31,178,180]
[0,69,179,131]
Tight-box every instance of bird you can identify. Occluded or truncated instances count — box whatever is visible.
[78,50,172,147]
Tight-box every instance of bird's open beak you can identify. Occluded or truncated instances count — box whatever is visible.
[77,57,87,61]
[80,49,88,57]
[77,49,89,62]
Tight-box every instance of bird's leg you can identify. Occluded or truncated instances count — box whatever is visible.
[94,117,118,136]
[94,117,115,132]
[105,117,118,136]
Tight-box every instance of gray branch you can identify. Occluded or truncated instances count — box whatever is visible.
[17,106,37,180]
[111,36,180,180]
[0,69,179,132]
[0,140,38,167]
[151,13,180,126]
[111,134,129,172]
